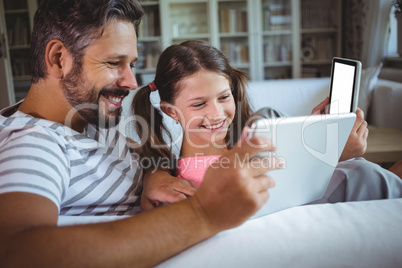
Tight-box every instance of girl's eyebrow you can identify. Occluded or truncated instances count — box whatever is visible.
[186,88,231,103]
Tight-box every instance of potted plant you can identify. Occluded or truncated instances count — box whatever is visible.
[393,0,402,55]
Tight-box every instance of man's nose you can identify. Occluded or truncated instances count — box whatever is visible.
[117,65,138,91]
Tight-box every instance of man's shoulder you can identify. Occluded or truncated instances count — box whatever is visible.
[0,111,74,151]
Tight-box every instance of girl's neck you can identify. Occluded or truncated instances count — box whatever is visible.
[180,139,228,158]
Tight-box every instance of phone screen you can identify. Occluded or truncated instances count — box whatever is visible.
[329,62,356,114]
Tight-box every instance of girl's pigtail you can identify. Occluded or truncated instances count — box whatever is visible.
[226,68,253,148]
[132,85,175,172]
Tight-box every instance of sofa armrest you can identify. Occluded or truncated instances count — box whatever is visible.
[368,79,402,131]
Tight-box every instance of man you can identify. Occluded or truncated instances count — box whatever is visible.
[0,1,277,267]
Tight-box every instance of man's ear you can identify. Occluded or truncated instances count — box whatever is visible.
[160,101,179,121]
[45,39,73,79]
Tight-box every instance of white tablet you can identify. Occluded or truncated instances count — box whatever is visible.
[248,113,356,218]
[328,57,362,114]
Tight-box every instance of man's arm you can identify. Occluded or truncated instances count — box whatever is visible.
[0,136,276,268]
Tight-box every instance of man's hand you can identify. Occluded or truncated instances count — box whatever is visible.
[141,170,197,211]
[189,128,280,233]
[339,108,368,161]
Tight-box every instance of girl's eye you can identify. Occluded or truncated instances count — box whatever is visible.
[192,102,205,108]
[220,94,230,100]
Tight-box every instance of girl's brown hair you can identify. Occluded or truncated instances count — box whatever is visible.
[132,40,253,172]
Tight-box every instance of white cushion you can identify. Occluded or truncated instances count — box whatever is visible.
[357,63,383,118]
[369,79,402,131]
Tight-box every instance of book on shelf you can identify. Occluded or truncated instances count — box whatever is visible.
[221,42,249,64]
[138,8,160,38]
[220,8,247,33]
[11,58,31,77]
[7,16,30,46]
[301,6,337,29]
[263,3,291,31]
[136,42,160,69]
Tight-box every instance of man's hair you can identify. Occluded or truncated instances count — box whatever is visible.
[30,0,144,83]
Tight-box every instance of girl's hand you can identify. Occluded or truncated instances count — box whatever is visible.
[312,98,368,161]
[141,170,197,211]
[339,108,368,161]
[311,97,329,115]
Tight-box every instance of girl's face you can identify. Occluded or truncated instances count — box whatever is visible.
[166,69,236,148]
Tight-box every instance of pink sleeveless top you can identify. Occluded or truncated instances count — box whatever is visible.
[176,155,221,188]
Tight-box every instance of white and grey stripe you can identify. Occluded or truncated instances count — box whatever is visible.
[1,107,143,216]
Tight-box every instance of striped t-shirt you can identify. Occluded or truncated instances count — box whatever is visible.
[0,104,143,216]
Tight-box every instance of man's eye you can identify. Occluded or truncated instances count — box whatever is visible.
[107,62,119,66]
[130,64,135,69]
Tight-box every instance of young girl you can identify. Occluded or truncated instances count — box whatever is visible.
[132,40,255,187]
[133,40,402,208]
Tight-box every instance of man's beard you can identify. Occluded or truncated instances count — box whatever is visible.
[60,65,128,129]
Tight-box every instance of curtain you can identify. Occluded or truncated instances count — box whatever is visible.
[361,0,393,68]
[343,0,393,68]
[342,0,369,62]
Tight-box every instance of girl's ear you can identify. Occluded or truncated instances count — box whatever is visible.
[45,39,73,79]
[160,101,179,121]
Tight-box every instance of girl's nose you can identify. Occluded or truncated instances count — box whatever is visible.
[205,102,224,123]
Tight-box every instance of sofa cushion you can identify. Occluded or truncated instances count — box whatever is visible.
[368,79,402,131]
[357,63,383,119]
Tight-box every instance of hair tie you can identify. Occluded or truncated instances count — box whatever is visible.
[148,81,158,92]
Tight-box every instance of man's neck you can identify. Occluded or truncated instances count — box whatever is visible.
[18,81,88,132]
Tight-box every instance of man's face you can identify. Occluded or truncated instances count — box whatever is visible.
[61,19,138,128]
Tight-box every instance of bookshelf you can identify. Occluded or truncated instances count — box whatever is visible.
[1,0,38,103]
[300,0,342,78]
[140,0,342,83]
[136,0,162,85]
[0,0,343,109]
[258,0,294,79]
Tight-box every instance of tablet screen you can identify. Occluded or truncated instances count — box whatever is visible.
[329,60,356,114]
